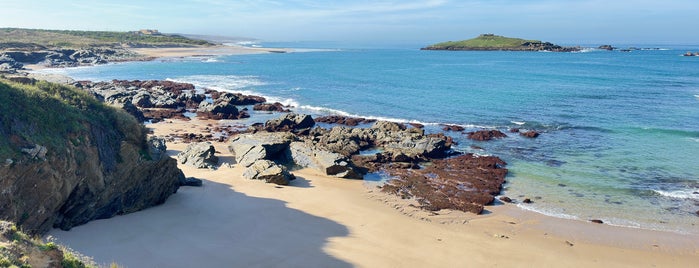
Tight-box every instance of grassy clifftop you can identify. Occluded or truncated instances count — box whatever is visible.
[0,78,143,159]
[426,34,539,49]
[0,28,214,49]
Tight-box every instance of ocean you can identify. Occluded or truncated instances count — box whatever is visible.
[42,44,699,234]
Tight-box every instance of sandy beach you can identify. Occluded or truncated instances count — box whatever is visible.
[129,45,289,58]
[47,118,699,267]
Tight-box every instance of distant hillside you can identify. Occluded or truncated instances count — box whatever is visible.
[0,28,215,49]
[422,34,579,52]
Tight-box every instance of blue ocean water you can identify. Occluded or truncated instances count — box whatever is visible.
[45,46,699,233]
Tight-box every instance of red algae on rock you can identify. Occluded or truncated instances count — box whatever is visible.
[380,154,508,214]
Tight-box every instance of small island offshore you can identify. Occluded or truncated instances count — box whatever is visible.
[422,33,580,52]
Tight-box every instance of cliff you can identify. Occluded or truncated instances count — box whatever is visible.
[0,78,183,234]
[421,34,580,52]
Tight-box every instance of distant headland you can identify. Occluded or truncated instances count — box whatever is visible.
[421,34,580,52]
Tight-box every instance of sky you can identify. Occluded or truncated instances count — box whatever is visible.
[2,0,699,45]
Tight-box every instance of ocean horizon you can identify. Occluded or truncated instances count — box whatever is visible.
[40,43,699,234]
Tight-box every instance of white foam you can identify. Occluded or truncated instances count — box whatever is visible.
[653,189,699,200]
[511,121,526,125]
[166,75,267,92]
[515,203,580,220]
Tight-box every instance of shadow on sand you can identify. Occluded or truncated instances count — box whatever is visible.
[48,180,351,267]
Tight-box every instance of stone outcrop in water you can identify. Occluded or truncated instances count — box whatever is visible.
[467,129,508,141]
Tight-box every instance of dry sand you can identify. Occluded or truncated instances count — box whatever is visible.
[47,118,699,267]
[129,45,289,58]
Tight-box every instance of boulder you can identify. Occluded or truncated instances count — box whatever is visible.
[264,113,315,132]
[441,124,465,132]
[177,142,218,169]
[180,177,203,187]
[197,100,242,120]
[147,136,167,160]
[520,131,540,138]
[228,132,296,167]
[242,159,295,185]
[253,102,290,112]
[467,130,507,141]
[214,92,266,105]
[289,141,363,179]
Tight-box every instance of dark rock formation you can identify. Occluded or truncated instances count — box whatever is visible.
[590,219,604,224]
[381,154,508,214]
[499,196,513,203]
[212,91,266,105]
[253,102,291,112]
[263,113,316,133]
[228,132,297,167]
[0,80,183,234]
[181,177,203,187]
[520,130,540,138]
[197,100,248,120]
[314,115,376,126]
[522,198,532,204]
[177,142,219,169]
[242,159,295,185]
[289,141,363,179]
[467,130,508,141]
[598,45,615,51]
[441,124,465,132]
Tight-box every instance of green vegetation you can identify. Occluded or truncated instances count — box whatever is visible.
[424,34,539,49]
[0,78,145,160]
[0,28,214,49]
[1,221,97,268]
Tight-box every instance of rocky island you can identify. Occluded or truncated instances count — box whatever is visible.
[421,33,580,52]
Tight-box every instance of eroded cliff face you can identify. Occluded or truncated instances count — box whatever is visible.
[0,79,183,234]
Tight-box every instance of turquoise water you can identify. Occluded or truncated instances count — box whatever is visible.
[45,46,699,233]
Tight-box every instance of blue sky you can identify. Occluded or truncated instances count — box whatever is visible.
[2,0,699,45]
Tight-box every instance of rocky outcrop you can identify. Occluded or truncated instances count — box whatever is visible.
[177,142,219,169]
[314,115,376,126]
[0,80,183,234]
[289,142,363,179]
[0,48,131,68]
[242,160,295,185]
[253,102,291,112]
[228,132,297,167]
[381,154,508,214]
[211,91,266,105]
[263,113,315,133]
[467,130,507,141]
[197,100,248,120]
[520,130,540,138]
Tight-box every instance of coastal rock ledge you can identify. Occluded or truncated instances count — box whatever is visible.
[0,79,184,234]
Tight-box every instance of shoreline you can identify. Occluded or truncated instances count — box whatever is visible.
[30,49,699,266]
[48,117,699,267]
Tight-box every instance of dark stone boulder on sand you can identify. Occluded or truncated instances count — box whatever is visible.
[177,142,219,169]
[181,177,203,187]
[381,154,508,214]
[242,159,295,185]
[228,132,297,167]
[289,141,363,179]
[213,91,266,105]
[467,129,508,141]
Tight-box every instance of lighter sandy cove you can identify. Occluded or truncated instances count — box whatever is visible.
[130,45,289,58]
[48,118,699,267]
